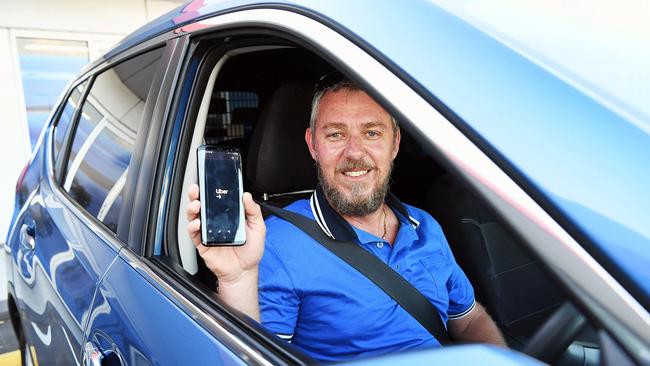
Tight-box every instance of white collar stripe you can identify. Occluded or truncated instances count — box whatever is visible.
[310,193,335,239]
[408,215,420,228]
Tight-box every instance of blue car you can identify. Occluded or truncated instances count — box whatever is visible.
[5,1,649,365]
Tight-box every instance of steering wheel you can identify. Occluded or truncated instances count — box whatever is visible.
[522,302,588,364]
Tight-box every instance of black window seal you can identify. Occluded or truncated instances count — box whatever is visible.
[55,76,94,184]
[126,36,188,255]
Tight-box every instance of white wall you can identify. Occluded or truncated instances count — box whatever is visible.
[0,0,185,302]
[0,27,32,241]
[0,0,181,35]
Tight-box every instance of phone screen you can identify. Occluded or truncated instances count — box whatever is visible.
[198,146,246,246]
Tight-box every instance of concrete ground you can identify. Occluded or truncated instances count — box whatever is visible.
[0,300,20,364]
[0,249,20,364]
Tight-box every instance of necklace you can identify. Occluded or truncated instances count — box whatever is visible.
[381,206,388,240]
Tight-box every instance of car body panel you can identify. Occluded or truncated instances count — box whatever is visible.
[84,251,248,366]
[6,127,121,364]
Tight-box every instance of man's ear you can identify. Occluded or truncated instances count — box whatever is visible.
[305,127,317,160]
[392,127,401,159]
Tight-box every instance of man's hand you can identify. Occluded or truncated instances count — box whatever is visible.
[187,184,265,320]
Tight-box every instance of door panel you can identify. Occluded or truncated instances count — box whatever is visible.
[85,252,247,366]
[9,170,120,365]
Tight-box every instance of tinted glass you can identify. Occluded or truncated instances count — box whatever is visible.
[53,80,88,161]
[63,47,163,233]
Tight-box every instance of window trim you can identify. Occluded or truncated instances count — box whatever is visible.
[51,79,90,162]
[55,76,94,184]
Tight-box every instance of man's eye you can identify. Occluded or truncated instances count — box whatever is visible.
[329,132,342,138]
[367,130,380,137]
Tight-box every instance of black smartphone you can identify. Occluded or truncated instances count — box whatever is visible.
[197,145,246,246]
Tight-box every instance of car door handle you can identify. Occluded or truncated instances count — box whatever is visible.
[20,224,35,251]
[84,342,104,366]
[83,341,123,366]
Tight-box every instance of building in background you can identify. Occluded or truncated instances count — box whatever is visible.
[0,0,186,306]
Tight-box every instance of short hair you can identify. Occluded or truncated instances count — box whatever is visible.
[309,73,398,136]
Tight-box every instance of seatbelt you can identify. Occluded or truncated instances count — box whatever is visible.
[259,202,452,345]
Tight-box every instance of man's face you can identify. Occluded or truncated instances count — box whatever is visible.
[305,88,400,216]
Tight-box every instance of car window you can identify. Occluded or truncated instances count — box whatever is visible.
[171,45,328,277]
[53,80,88,161]
[155,28,640,366]
[62,47,164,233]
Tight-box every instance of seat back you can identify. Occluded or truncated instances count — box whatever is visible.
[426,175,563,342]
[246,82,317,202]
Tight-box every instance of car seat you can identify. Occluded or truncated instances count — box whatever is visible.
[426,175,564,347]
[246,82,317,206]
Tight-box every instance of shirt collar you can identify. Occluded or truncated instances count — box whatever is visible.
[309,185,420,242]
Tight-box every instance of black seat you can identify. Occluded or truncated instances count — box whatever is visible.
[246,82,317,206]
[426,175,563,347]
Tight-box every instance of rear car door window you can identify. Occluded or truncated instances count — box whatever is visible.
[62,47,163,233]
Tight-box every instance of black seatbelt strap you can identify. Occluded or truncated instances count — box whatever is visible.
[259,202,452,345]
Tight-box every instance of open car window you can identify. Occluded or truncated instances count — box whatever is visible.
[150,24,638,366]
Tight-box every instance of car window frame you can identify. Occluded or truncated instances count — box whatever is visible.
[49,41,172,244]
[138,31,317,365]
[52,77,92,182]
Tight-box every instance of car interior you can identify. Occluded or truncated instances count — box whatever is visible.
[166,33,601,365]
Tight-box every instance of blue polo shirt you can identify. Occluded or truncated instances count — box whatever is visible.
[258,187,475,362]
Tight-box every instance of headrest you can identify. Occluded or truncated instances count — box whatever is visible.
[247,83,317,194]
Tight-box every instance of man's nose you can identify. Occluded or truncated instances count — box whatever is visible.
[344,135,365,159]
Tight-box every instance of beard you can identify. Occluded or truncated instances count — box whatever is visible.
[317,157,392,217]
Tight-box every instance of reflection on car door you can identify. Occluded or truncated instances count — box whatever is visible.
[8,89,121,365]
[84,251,249,366]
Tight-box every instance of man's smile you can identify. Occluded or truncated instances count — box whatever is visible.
[343,169,371,178]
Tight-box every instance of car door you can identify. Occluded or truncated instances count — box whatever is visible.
[157,6,645,365]
[81,26,314,366]
[100,6,543,366]
[6,73,126,364]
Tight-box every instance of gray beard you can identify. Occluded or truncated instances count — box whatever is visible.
[317,161,392,217]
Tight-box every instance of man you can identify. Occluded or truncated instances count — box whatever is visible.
[187,76,505,362]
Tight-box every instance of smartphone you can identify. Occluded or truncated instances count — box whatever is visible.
[197,145,246,246]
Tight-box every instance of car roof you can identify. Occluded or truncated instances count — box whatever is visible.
[103,0,650,301]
